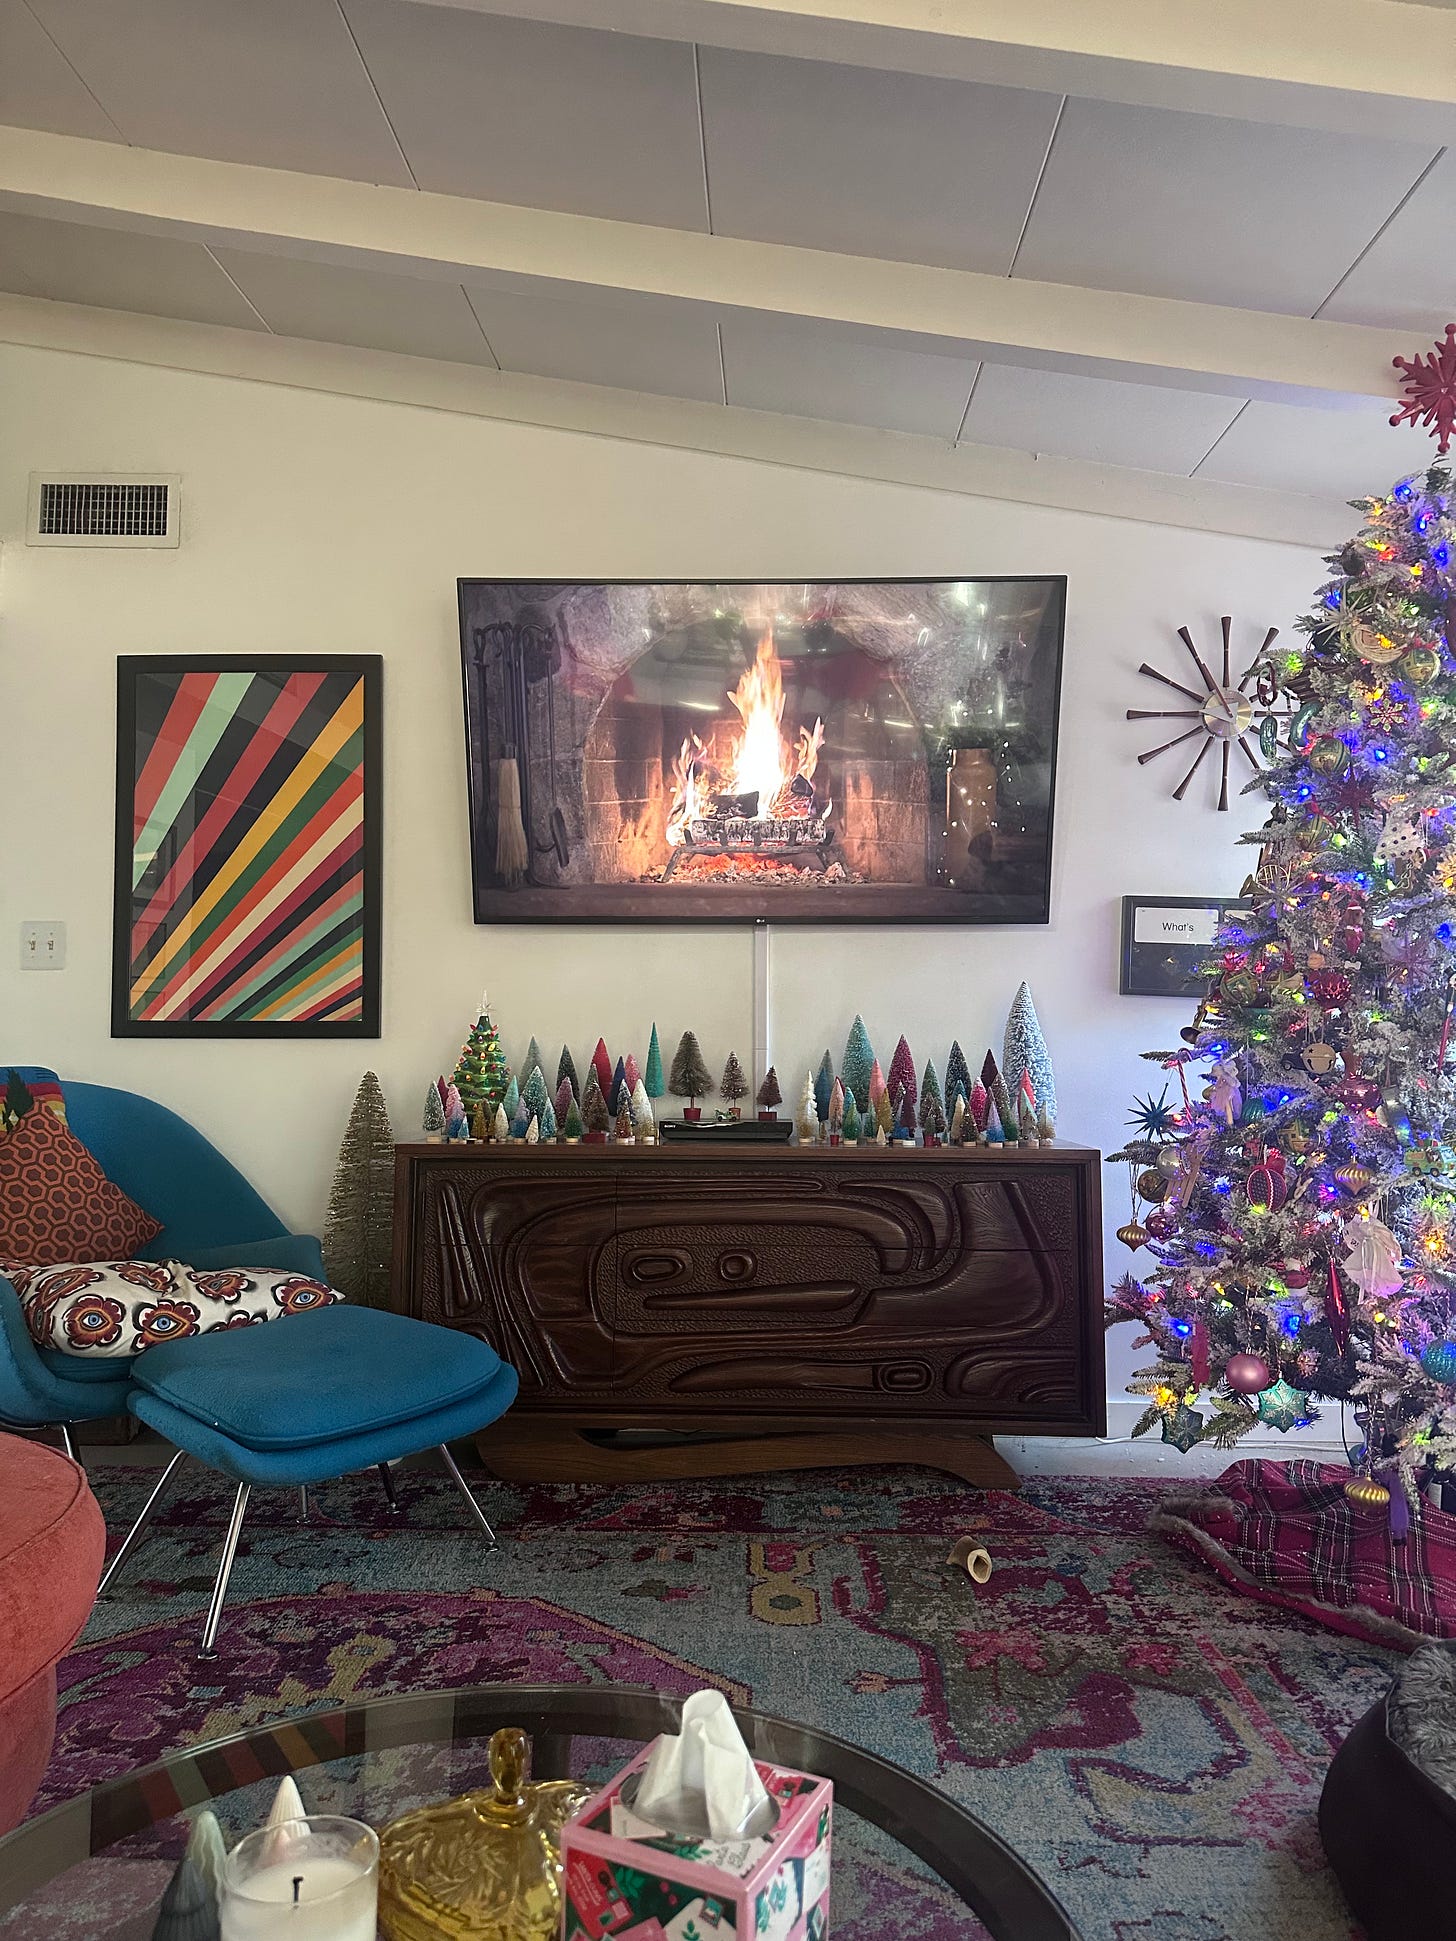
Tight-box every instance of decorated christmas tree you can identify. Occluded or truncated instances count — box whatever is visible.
[756,1066,782,1115]
[720,1052,748,1117]
[644,1024,666,1099]
[1108,460,1456,1495]
[669,1031,713,1111]
[1003,982,1057,1125]
[945,1040,973,1116]
[842,1016,875,1111]
[451,998,510,1120]
[887,1036,917,1114]
[323,1074,394,1307]
[556,1045,580,1100]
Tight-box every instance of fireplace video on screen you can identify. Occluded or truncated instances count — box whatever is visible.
[459,579,1066,924]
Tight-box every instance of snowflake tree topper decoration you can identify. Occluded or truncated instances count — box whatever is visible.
[1390,322,1456,455]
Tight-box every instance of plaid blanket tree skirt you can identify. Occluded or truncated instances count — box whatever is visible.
[1153,1458,1456,1649]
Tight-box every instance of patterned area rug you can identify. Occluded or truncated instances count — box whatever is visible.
[42,1461,1389,1940]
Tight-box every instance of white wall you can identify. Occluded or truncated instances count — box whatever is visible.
[0,343,1325,1409]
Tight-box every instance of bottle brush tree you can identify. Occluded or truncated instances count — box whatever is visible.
[669,1031,713,1108]
[919,1059,945,1130]
[756,1066,782,1113]
[813,1051,835,1126]
[841,1015,875,1111]
[720,1051,748,1116]
[590,1038,614,1104]
[796,1072,818,1144]
[1003,982,1057,1125]
[945,1040,973,1116]
[323,1073,395,1307]
[842,1091,862,1143]
[422,1084,446,1138]
[582,1071,610,1135]
[644,1023,666,1098]
[564,1098,585,1141]
[556,1045,580,1101]
[887,1036,917,1113]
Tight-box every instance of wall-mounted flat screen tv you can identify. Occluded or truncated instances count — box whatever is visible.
[459,578,1066,924]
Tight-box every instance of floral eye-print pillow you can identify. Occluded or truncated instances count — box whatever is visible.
[2,1259,344,1356]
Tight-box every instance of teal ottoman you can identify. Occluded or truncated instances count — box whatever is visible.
[100,1307,518,1655]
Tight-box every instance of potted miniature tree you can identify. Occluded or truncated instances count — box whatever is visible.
[720,1052,748,1121]
[563,1098,584,1144]
[756,1067,782,1122]
[670,1030,713,1122]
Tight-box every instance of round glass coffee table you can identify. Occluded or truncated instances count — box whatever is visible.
[0,1684,1080,1939]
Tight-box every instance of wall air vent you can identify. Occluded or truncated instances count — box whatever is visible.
[27,473,180,547]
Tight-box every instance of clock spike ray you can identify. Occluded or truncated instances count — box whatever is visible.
[1130,618,1290,810]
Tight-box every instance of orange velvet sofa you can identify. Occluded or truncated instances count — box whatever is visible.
[0,1433,105,1831]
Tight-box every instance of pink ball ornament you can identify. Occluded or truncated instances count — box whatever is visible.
[1226,1353,1273,1394]
[1144,1208,1178,1241]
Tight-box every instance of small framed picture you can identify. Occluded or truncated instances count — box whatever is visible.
[1119,895,1250,998]
[113,655,382,1037]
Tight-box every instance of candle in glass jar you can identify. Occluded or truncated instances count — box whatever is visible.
[221,1817,378,1941]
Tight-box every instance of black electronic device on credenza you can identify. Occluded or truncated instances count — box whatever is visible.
[658,1118,795,1143]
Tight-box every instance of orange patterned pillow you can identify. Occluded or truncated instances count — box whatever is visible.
[0,1106,162,1266]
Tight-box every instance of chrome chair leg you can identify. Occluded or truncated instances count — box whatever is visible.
[58,1423,79,1464]
[197,1484,251,1660]
[378,1462,402,1513]
[98,1449,187,1596]
[437,1444,497,1548]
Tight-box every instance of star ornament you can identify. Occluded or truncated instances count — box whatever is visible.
[1391,322,1456,455]
[1161,1402,1205,1453]
[1255,1378,1311,1433]
[1126,1086,1180,1140]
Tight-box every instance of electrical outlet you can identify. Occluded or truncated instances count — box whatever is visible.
[20,922,66,970]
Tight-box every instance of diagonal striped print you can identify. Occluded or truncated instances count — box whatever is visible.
[120,662,376,1033]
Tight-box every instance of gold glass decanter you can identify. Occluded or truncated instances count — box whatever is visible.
[378,1726,594,1940]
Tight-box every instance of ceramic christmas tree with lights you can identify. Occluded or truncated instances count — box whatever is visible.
[451,996,510,1122]
[1107,457,1456,1509]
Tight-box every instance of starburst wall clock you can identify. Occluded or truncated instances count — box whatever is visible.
[1128,616,1291,810]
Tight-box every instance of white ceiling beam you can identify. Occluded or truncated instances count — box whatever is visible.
[406,0,1456,142]
[0,126,1412,407]
[0,290,1349,546]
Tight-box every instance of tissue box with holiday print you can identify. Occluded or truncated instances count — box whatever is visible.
[559,1739,832,1941]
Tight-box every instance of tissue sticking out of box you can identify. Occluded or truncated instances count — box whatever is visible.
[633,1690,774,1840]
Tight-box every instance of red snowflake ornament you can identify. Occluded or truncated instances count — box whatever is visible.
[1391,322,1456,454]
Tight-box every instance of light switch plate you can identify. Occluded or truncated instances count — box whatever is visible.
[20,921,66,969]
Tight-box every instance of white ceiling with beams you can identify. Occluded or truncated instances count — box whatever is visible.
[0,0,1452,542]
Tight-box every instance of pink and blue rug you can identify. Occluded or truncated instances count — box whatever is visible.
[47,1462,1386,1940]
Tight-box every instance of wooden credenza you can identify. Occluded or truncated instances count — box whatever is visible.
[391,1140,1105,1487]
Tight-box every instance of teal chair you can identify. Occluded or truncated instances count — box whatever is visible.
[0,1067,324,1456]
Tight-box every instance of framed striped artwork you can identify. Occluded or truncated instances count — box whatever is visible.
[113,656,382,1037]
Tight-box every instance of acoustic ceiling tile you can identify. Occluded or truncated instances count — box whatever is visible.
[721,318,977,438]
[212,248,497,364]
[341,0,708,228]
[0,209,264,328]
[960,363,1244,474]
[26,0,414,182]
[699,46,1061,271]
[1014,97,1436,315]
[466,283,723,400]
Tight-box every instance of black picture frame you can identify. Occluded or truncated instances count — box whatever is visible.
[112,655,382,1038]
[458,576,1067,925]
[1119,895,1250,998]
